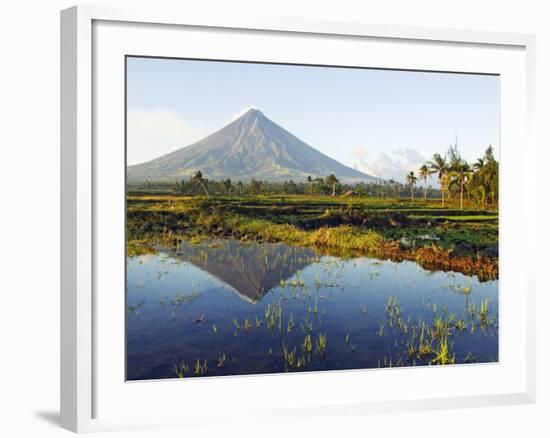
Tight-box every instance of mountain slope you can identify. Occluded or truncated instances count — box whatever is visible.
[127,108,377,183]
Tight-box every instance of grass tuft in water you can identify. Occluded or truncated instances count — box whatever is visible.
[217,353,227,368]
[194,358,208,376]
[315,333,327,355]
[174,360,189,378]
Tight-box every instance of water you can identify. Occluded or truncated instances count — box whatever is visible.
[126,240,498,380]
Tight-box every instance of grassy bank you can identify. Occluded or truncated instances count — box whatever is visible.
[127,194,498,280]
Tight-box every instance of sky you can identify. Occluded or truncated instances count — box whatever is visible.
[127,57,499,183]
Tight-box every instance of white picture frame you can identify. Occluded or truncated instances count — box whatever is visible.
[60,5,536,433]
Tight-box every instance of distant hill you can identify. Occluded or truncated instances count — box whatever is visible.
[127,108,378,183]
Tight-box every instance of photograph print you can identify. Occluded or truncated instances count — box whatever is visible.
[126,57,499,380]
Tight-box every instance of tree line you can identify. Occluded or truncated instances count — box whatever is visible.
[128,145,498,209]
[129,171,440,198]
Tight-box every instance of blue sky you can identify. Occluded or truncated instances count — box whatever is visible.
[127,57,499,182]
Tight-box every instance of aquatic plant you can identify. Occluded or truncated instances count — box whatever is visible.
[480,299,490,325]
[194,313,206,324]
[172,292,200,306]
[406,320,431,358]
[308,298,320,316]
[265,302,283,330]
[174,360,189,378]
[377,321,386,338]
[386,296,403,328]
[128,300,145,316]
[431,331,455,365]
[302,334,313,354]
[454,318,467,332]
[449,283,473,295]
[287,313,295,333]
[301,314,313,332]
[315,333,327,355]
[194,358,208,376]
[282,344,297,368]
[217,353,227,368]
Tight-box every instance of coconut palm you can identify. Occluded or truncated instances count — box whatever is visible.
[447,147,470,210]
[306,175,313,194]
[325,174,340,196]
[418,164,430,200]
[483,146,498,206]
[192,170,209,197]
[427,153,448,207]
[222,178,232,195]
[450,160,471,210]
[406,171,418,201]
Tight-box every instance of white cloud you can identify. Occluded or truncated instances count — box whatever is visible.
[353,146,435,183]
[127,110,207,165]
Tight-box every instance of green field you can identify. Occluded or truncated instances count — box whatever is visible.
[127,194,498,281]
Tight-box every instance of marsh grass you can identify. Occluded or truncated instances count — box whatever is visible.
[315,333,327,355]
[172,292,200,306]
[217,353,227,368]
[174,360,189,378]
[265,302,283,330]
[287,313,295,333]
[382,292,496,368]
[194,358,208,376]
[302,334,313,354]
[127,194,498,280]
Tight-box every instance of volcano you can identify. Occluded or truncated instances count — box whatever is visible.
[127,108,377,183]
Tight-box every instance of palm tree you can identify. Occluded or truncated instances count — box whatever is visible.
[222,179,232,195]
[325,174,339,196]
[306,175,313,195]
[406,171,418,201]
[471,147,498,208]
[452,161,471,210]
[472,158,487,208]
[418,164,430,200]
[192,170,209,197]
[249,178,261,195]
[483,146,498,206]
[447,147,470,211]
[427,153,448,207]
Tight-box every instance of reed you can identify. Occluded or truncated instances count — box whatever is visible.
[315,333,327,355]
[194,358,208,376]
[174,360,189,378]
[302,334,313,354]
[217,353,227,368]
